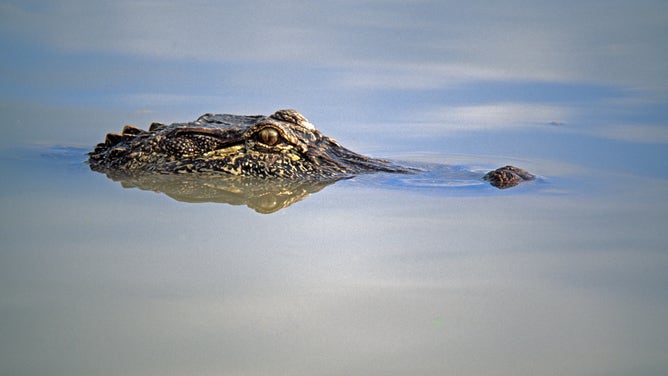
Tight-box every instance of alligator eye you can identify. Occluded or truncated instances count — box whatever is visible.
[257,127,280,146]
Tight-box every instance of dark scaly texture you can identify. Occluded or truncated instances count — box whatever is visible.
[89,109,534,188]
[89,109,408,179]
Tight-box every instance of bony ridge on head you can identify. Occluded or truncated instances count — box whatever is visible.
[270,109,315,131]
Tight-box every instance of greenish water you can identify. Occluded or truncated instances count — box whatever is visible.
[2,1,668,375]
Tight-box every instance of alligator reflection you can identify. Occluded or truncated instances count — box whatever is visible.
[99,170,342,214]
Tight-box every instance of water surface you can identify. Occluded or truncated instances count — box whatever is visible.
[1,1,667,375]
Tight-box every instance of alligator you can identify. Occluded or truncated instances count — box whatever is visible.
[88,109,534,189]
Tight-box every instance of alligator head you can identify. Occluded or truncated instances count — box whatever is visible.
[88,109,409,179]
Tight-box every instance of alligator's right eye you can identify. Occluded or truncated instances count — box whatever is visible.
[257,127,280,146]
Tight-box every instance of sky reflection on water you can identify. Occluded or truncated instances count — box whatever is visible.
[2,1,667,134]
[1,1,668,375]
[1,1,666,175]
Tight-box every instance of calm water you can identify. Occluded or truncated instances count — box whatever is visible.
[2,1,668,375]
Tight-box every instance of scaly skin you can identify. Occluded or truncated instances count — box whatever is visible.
[88,109,534,188]
[89,109,408,179]
[483,165,535,189]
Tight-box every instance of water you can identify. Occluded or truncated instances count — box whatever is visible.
[2,1,668,375]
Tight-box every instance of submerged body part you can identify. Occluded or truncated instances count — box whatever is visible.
[483,165,536,189]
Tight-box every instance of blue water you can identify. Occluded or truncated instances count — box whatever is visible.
[1,1,667,375]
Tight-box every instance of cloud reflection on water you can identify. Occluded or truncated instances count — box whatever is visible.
[1,2,668,374]
[2,1,666,93]
[2,0,666,151]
